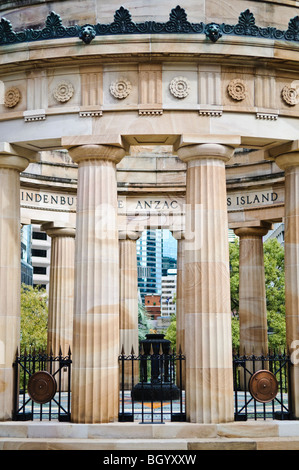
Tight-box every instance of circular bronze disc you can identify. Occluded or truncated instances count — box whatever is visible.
[249,370,278,403]
[28,371,57,404]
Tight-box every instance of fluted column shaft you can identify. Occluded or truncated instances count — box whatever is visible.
[177,143,234,423]
[275,152,299,417]
[234,227,269,356]
[42,223,76,357]
[0,153,29,420]
[119,231,140,388]
[68,144,125,423]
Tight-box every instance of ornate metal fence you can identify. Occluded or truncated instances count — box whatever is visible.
[233,351,293,421]
[118,347,186,423]
[13,348,72,421]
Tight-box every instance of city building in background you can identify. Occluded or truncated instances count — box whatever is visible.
[137,230,162,303]
[161,269,177,317]
[21,224,33,286]
[144,294,161,320]
[31,225,51,292]
[263,222,285,246]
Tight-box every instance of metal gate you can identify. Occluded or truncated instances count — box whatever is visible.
[13,348,72,421]
[118,347,186,423]
[233,351,293,421]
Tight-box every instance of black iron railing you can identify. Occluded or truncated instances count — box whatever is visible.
[118,347,186,423]
[233,351,293,421]
[13,348,72,421]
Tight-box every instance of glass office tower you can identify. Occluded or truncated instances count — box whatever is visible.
[137,229,178,303]
[137,230,162,303]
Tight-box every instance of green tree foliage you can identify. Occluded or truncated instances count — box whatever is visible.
[20,284,48,352]
[138,302,152,342]
[164,314,176,349]
[263,238,286,350]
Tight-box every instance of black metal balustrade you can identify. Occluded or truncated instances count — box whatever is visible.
[233,350,293,421]
[118,346,186,423]
[13,348,72,421]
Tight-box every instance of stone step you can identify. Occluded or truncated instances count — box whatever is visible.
[1,436,299,450]
[1,421,299,450]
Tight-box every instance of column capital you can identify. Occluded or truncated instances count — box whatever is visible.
[0,142,38,171]
[266,140,299,170]
[234,226,270,238]
[68,144,126,165]
[171,230,185,241]
[62,135,126,164]
[118,230,142,241]
[176,143,235,164]
[42,221,76,238]
[275,152,299,171]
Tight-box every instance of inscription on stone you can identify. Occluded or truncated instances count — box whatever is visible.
[20,189,283,213]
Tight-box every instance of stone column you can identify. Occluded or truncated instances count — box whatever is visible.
[0,147,32,420]
[272,150,299,417]
[233,225,269,356]
[119,230,140,389]
[67,143,125,423]
[42,222,76,357]
[177,142,235,423]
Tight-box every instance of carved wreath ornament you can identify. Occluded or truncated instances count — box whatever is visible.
[227,79,247,101]
[53,80,74,103]
[281,84,299,106]
[110,78,132,99]
[4,86,21,107]
[169,76,190,99]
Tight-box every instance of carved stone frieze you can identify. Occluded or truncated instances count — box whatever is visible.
[169,76,190,99]
[4,86,21,108]
[53,81,74,103]
[110,78,132,99]
[227,79,247,101]
[281,84,299,106]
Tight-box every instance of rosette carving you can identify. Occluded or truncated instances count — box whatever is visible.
[110,78,132,99]
[4,86,21,108]
[281,84,299,106]
[227,79,247,101]
[53,80,74,103]
[169,76,190,99]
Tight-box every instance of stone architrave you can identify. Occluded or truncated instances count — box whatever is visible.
[176,142,235,424]
[66,141,125,423]
[271,148,299,418]
[119,230,141,389]
[42,222,76,357]
[0,144,35,420]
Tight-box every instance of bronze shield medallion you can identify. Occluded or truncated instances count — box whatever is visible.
[28,371,57,404]
[249,369,278,403]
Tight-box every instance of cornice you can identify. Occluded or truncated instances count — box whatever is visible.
[1,6,299,46]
